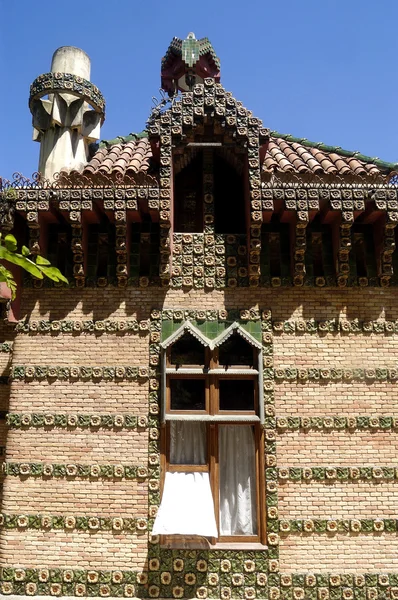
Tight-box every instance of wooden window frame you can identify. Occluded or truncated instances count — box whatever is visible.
[161,342,266,545]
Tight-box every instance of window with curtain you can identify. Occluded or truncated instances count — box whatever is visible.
[153,328,265,544]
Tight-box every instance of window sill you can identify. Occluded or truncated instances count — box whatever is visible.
[160,536,268,551]
[209,542,268,550]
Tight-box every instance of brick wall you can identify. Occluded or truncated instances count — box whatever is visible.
[278,480,398,518]
[2,285,398,595]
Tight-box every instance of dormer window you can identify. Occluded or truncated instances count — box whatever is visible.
[214,153,245,234]
[153,322,265,546]
[174,152,203,233]
[173,149,246,235]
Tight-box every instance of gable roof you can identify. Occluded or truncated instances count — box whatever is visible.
[82,130,397,181]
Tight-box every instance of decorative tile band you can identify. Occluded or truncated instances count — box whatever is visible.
[29,72,106,115]
[15,319,150,334]
[276,466,398,482]
[1,567,398,599]
[271,367,398,382]
[0,513,148,533]
[6,413,149,429]
[10,365,152,382]
[272,319,398,335]
[0,342,12,352]
[2,462,151,480]
[161,308,262,322]
[278,518,398,534]
[275,415,398,431]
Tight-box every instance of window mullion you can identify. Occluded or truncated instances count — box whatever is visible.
[209,422,219,542]
[256,424,266,544]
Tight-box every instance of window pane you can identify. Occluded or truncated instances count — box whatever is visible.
[219,380,254,411]
[170,379,206,411]
[219,425,257,535]
[170,333,205,365]
[170,421,207,465]
[218,334,254,367]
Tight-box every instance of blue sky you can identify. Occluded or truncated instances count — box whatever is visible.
[1,0,398,181]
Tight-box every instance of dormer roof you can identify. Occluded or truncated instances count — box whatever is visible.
[82,130,397,182]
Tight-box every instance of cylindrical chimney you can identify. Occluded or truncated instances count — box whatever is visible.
[30,45,105,180]
[51,46,91,80]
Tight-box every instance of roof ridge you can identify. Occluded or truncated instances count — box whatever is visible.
[92,128,397,175]
[97,130,148,149]
[270,131,398,172]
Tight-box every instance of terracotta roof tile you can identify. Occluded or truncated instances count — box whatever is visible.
[82,130,397,181]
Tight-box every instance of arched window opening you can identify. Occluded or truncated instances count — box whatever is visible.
[350,224,377,279]
[170,332,206,366]
[214,153,245,234]
[174,152,203,233]
[218,332,254,367]
[130,220,160,278]
[305,218,334,278]
[261,219,291,279]
[87,219,116,280]
[47,223,74,279]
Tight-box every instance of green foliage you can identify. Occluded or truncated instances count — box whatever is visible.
[0,233,68,298]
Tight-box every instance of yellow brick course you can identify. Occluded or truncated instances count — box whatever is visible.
[276,380,398,415]
[279,533,398,573]
[0,529,148,569]
[273,333,398,368]
[5,428,148,463]
[8,380,149,413]
[13,334,149,366]
[277,430,398,465]
[278,480,398,518]
[2,478,148,515]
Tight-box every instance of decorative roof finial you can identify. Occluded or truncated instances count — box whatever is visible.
[161,33,221,95]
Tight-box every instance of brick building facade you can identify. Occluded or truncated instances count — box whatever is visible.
[1,34,398,600]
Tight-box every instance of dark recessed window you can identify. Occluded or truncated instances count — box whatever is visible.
[218,333,254,367]
[170,333,205,366]
[170,379,206,411]
[219,379,255,411]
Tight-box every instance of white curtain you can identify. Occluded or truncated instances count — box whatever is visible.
[219,425,257,535]
[152,421,217,537]
[152,471,218,536]
[170,421,206,464]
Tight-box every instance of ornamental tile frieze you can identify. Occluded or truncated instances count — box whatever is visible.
[29,72,105,116]
[6,413,149,430]
[2,462,150,480]
[15,319,150,334]
[271,319,398,334]
[0,513,148,533]
[10,365,152,382]
[271,367,398,382]
[278,519,398,535]
[277,466,398,482]
[275,415,398,431]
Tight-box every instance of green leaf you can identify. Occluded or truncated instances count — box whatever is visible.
[37,265,69,284]
[35,255,51,266]
[4,234,17,252]
[21,245,30,257]
[0,246,43,278]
